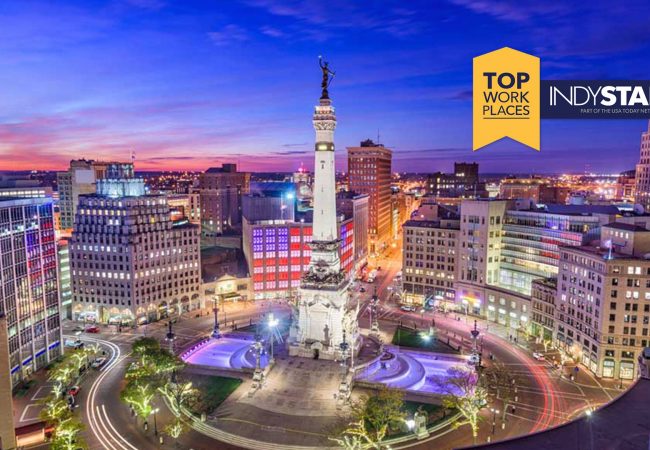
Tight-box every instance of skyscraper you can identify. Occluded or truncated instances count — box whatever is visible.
[57,160,134,230]
[290,63,358,360]
[634,121,650,210]
[0,197,62,386]
[347,139,392,255]
[70,176,201,324]
[197,164,250,237]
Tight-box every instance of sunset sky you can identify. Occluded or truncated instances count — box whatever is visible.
[2,1,650,173]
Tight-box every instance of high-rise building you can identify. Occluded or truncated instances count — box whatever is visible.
[336,191,369,273]
[455,200,606,334]
[634,121,650,210]
[0,197,62,386]
[197,164,250,237]
[531,277,557,342]
[70,177,201,325]
[57,239,72,319]
[0,175,52,199]
[290,68,358,360]
[555,223,650,380]
[402,206,460,309]
[242,214,354,300]
[57,160,134,230]
[348,139,392,255]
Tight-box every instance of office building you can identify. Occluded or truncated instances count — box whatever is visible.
[348,139,392,255]
[197,164,250,236]
[0,175,52,199]
[455,200,605,334]
[336,191,369,273]
[616,169,636,203]
[243,214,354,300]
[57,160,134,230]
[57,239,72,319]
[70,177,201,324]
[427,162,485,198]
[634,121,650,211]
[402,205,460,309]
[0,197,62,386]
[555,223,650,380]
[531,277,557,342]
[167,193,201,225]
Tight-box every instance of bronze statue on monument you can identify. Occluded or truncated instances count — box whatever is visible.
[319,55,335,99]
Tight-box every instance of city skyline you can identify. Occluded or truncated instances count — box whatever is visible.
[3,1,650,173]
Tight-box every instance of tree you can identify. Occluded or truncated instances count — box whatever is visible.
[121,379,155,421]
[164,418,188,449]
[483,362,518,422]
[132,337,161,355]
[158,380,198,414]
[336,386,406,449]
[50,416,86,450]
[431,365,487,444]
[48,359,75,394]
[40,395,72,425]
[330,419,372,449]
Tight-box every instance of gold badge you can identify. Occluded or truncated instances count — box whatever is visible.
[473,47,540,151]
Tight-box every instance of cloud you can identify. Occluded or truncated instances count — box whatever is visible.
[272,150,308,155]
[260,26,285,38]
[208,24,248,46]
[281,142,308,147]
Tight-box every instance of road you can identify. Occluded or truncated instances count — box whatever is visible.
[65,246,620,450]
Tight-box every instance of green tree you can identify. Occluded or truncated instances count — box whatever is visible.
[121,379,155,421]
[483,362,518,422]
[164,418,188,449]
[432,365,487,444]
[337,386,406,448]
[158,380,198,413]
[40,395,72,425]
[50,416,87,450]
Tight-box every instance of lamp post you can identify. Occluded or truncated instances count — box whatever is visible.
[268,313,279,363]
[490,407,500,434]
[152,407,159,436]
[212,295,220,338]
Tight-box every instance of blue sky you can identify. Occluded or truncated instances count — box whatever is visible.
[1,0,650,173]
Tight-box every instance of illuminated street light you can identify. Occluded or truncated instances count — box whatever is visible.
[268,313,279,362]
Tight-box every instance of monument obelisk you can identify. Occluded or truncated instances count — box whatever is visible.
[289,58,359,360]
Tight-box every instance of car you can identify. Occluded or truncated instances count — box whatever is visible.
[359,287,366,293]
[68,386,80,397]
[85,326,100,333]
[91,357,107,369]
[65,339,84,349]
[533,352,545,361]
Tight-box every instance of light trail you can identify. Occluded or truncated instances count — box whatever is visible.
[72,335,140,450]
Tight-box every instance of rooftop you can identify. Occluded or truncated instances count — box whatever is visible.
[603,222,649,232]
[403,219,459,229]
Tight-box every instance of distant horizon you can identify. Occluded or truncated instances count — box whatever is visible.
[2,1,650,173]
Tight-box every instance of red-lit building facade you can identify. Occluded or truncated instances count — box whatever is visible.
[243,216,354,299]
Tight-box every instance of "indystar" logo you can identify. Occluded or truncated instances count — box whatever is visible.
[543,81,650,118]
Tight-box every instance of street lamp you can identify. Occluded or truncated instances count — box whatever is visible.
[490,407,500,434]
[268,313,279,362]
[152,407,159,436]
[212,295,221,338]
